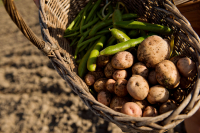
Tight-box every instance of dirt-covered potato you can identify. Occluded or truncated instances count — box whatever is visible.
[155,60,180,89]
[143,106,158,117]
[147,85,169,104]
[159,100,177,114]
[127,75,149,100]
[105,79,116,93]
[88,70,104,80]
[97,55,110,67]
[113,70,127,80]
[104,62,115,78]
[97,90,112,106]
[121,102,142,117]
[132,99,148,110]
[180,76,192,89]
[132,62,149,78]
[148,70,158,85]
[177,57,197,78]
[85,73,95,86]
[114,79,128,97]
[137,35,170,68]
[110,96,131,112]
[94,78,107,93]
[111,51,134,69]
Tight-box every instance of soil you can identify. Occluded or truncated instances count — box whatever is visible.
[0,0,187,133]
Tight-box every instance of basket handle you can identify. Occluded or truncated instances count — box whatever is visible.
[2,0,51,55]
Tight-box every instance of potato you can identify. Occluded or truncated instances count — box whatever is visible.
[85,73,95,86]
[180,76,192,89]
[97,90,112,106]
[132,62,149,78]
[159,100,177,114]
[155,60,180,89]
[132,99,148,110]
[94,78,107,93]
[177,57,197,78]
[114,79,128,97]
[88,70,104,80]
[110,96,130,112]
[111,51,134,69]
[143,106,158,117]
[148,70,158,85]
[147,85,169,104]
[121,102,142,117]
[97,55,110,67]
[104,62,115,78]
[105,79,116,93]
[127,75,149,100]
[113,70,127,80]
[137,35,170,68]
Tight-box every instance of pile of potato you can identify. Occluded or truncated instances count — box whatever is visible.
[84,35,197,117]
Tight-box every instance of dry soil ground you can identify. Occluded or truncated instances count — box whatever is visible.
[0,0,186,133]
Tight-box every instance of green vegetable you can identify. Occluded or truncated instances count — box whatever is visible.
[77,35,102,48]
[128,30,140,38]
[106,36,116,47]
[100,35,149,55]
[85,0,102,24]
[110,28,130,42]
[78,44,96,78]
[87,36,107,71]
[114,21,173,35]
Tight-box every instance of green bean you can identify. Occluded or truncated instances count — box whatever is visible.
[110,28,130,42]
[114,21,173,35]
[100,35,149,55]
[80,1,93,34]
[112,9,122,27]
[105,36,116,47]
[64,32,79,38]
[128,30,140,38]
[87,36,107,71]
[70,37,79,46]
[77,35,102,48]
[97,11,104,21]
[85,0,102,24]
[78,44,96,78]
[65,9,84,32]
[122,13,138,20]
[81,17,99,30]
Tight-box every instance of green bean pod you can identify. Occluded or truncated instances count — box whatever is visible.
[114,21,173,35]
[78,44,96,78]
[87,36,107,71]
[77,35,102,48]
[85,0,102,23]
[128,30,140,38]
[110,28,130,42]
[100,35,149,55]
[105,36,116,47]
[112,9,122,27]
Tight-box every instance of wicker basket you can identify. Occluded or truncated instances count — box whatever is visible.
[3,0,200,132]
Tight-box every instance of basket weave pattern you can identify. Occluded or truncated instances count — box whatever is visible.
[3,0,200,132]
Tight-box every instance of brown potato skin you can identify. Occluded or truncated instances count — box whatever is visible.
[137,35,170,68]
[143,106,158,117]
[147,85,169,104]
[148,70,158,85]
[177,57,197,78]
[97,90,112,106]
[94,78,107,93]
[97,55,110,67]
[132,62,149,78]
[132,99,148,110]
[121,102,142,117]
[159,100,177,114]
[127,75,149,100]
[155,60,180,89]
[110,96,130,112]
[85,73,95,86]
[105,79,116,93]
[113,70,127,80]
[111,51,134,69]
[114,79,128,97]
[104,62,115,78]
